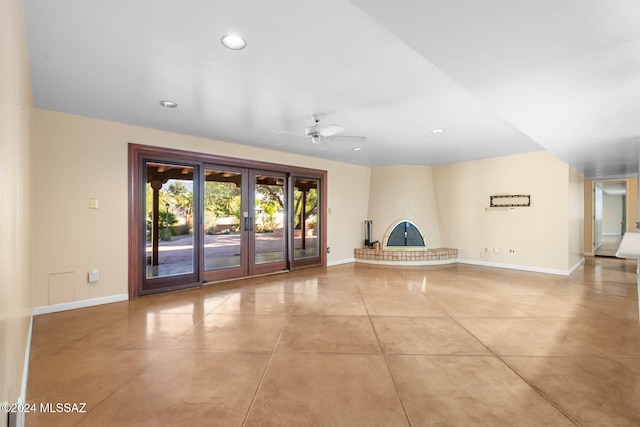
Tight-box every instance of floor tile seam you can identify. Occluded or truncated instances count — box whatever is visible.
[288,313,371,318]
[494,355,588,427]
[368,315,458,320]
[203,313,290,318]
[207,311,293,316]
[240,293,296,427]
[361,293,414,427]
[57,311,133,341]
[272,349,383,356]
[496,355,619,362]
[39,311,177,350]
[29,336,96,364]
[294,291,362,297]
[200,291,236,315]
[126,310,213,317]
[551,294,637,317]
[240,289,299,294]
[443,315,532,318]
[527,316,616,357]
[531,317,628,360]
[163,306,231,351]
[381,351,497,357]
[71,348,167,424]
[454,314,580,425]
[162,348,274,354]
[448,315,607,361]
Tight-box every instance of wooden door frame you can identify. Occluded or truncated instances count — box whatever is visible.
[201,163,249,284]
[128,143,327,298]
[290,174,327,270]
[249,169,289,276]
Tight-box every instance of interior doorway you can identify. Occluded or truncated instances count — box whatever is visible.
[594,180,627,257]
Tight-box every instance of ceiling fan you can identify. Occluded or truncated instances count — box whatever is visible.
[273,114,366,150]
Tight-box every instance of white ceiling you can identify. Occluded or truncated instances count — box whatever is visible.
[599,180,627,196]
[23,0,640,179]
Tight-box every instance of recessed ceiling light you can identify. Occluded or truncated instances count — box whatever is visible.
[431,129,445,134]
[353,147,363,151]
[159,100,177,108]
[221,34,247,50]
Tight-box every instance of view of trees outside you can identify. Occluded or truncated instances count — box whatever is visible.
[146,175,319,274]
[146,181,193,241]
[204,180,242,234]
[146,179,319,240]
[293,187,317,231]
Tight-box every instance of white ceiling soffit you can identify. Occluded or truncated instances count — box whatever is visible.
[600,180,627,196]
[23,1,639,178]
[351,0,640,179]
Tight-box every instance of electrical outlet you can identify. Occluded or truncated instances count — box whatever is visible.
[88,270,99,283]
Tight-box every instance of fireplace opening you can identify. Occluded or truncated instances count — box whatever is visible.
[385,220,425,248]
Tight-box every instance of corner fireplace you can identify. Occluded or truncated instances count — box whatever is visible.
[354,218,457,265]
[384,220,425,249]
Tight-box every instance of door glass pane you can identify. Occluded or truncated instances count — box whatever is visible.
[255,175,285,264]
[204,169,243,270]
[145,163,194,278]
[293,178,319,259]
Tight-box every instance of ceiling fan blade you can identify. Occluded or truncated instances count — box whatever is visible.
[318,139,330,151]
[327,135,366,143]
[272,129,304,136]
[319,125,344,137]
[274,138,305,147]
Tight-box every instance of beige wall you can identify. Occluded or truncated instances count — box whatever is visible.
[584,181,594,255]
[0,0,33,416]
[432,151,581,272]
[367,166,441,247]
[568,166,585,268]
[628,178,638,230]
[31,109,370,307]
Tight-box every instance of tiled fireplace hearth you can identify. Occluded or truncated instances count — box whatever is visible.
[354,247,458,266]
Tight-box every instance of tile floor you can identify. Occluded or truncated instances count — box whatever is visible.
[26,258,640,426]
[594,234,623,257]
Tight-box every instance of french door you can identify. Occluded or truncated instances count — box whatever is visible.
[202,166,287,282]
[291,176,322,269]
[129,144,326,297]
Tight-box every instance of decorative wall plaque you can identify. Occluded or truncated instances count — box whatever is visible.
[490,195,531,207]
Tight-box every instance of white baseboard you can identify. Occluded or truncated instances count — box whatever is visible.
[33,293,129,316]
[568,258,586,275]
[327,258,355,267]
[457,258,585,276]
[14,313,34,427]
